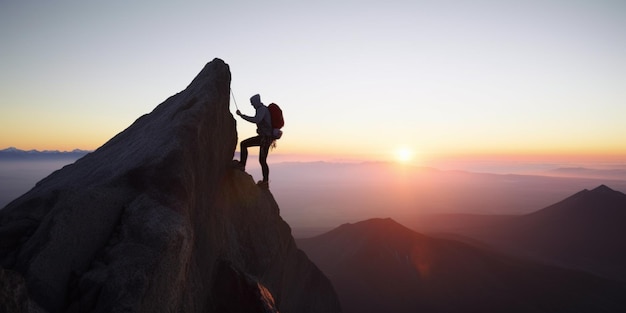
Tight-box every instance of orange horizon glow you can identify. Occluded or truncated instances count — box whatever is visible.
[3,141,626,165]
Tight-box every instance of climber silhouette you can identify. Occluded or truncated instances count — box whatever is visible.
[235,94,273,188]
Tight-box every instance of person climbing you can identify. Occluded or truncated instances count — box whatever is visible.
[235,94,274,188]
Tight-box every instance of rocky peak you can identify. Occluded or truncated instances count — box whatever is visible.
[0,58,340,313]
[591,184,616,194]
[530,184,625,216]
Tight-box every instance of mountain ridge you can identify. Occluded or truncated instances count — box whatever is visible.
[0,147,91,153]
[0,147,90,160]
[411,184,626,281]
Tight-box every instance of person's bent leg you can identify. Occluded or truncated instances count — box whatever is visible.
[240,136,261,167]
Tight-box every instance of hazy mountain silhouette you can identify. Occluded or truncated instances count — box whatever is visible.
[264,161,626,233]
[0,147,89,160]
[0,59,340,313]
[547,167,626,180]
[298,218,626,313]
[418,185,626,281]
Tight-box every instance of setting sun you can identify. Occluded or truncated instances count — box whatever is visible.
[394,147,415,164]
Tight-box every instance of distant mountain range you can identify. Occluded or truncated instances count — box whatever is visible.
[412,185,626,281]
[298,215,626,313]
[0,147,90,160]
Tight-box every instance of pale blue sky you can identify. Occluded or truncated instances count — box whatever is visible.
[1,0,625,162]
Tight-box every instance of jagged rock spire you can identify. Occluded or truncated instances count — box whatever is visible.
[0,59,340,313]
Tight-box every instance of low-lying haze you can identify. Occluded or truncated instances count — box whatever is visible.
[3,153,625,239]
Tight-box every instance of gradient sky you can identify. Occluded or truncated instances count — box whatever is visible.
[1,0,625,164]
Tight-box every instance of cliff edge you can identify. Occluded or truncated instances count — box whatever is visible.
[0,58,341,313]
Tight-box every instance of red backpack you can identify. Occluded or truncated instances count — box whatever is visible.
[267,103,284,139]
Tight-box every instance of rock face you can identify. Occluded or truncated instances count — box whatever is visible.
[0,58,341,313]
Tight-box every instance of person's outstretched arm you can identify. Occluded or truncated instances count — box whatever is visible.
[237,107,265,123]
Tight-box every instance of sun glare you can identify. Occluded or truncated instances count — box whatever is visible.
[394,147,414,164]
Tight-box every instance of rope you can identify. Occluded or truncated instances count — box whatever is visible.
[230,87,239,111]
